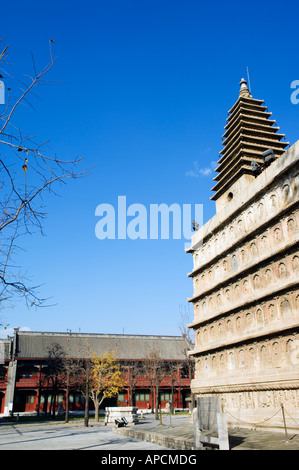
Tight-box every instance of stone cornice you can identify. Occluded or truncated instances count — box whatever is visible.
[191,379,299,394]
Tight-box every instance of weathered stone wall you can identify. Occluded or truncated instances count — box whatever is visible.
[188,141,299,432]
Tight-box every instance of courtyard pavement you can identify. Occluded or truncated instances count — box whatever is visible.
[116,413,299,450]
[0,418,169,451]
[1,414,299,451]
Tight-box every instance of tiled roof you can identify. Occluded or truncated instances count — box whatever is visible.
[13,331,191,361]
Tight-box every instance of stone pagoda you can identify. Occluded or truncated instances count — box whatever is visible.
[187,79,299,432]
[212,78,289,213]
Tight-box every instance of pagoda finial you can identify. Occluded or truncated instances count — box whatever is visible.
[239,78,252,98]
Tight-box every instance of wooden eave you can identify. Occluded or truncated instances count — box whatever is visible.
[222,122,280,139]
[227,96,264,115]
[214,142,287,183]
[227,126,286,141]
[227,101,268,122]
[219,117,283,161]
[221,121,282,151]
[219,134,288,160]
[213,155,262,187]
[227,105,272,123]
[220,128,287,160]
[224,112,276,131]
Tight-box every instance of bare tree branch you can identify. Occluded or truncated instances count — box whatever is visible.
[0,40,87,311]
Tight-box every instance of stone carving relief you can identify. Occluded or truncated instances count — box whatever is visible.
[256,308,264,325]
[253,274,262,290]
[243,279,250,294]
[192,247,299,319]
[264,267,273,284]
[191,172,298,281]
[237,218,244,234]
[287,217,296,233]
[195,331,298,378]
[231,254,238,271]
[246,312,253,328]
[224,287,230,301]
[261,234,270,251]
[194,302,200,319]
[193,289,298,351]
[191,167,299,421]
[223,259,228,274]
[220,389,299,412]
[292,172,299,198]
[269,193,277,211]
[207,244,211,256]
[282,182,291,204]
[246,210,255,228]
[234,284,240,299]
[236,315,242,331]
[192,213,298,305]
[240,249,247,265]
[229,225,235,240]
[250,242,258,257]
[257,202,264,219]
[280,298,292,320]
[278,262,287,279]
[292,255,299,272]
[268,303,277,321]
[273,225,283,244]
[227,316,235,336]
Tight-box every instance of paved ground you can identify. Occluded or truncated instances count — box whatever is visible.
[0,419,170,450]
[115,414,299,451]
[1,414,299,451]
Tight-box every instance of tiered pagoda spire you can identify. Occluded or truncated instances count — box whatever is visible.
[211,79,289,203]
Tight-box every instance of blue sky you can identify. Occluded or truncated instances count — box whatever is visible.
[0,0,298,337]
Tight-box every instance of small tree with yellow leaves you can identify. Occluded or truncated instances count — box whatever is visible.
[90,350,125,422]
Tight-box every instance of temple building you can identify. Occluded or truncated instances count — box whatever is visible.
[0,329,192,416]
[187,79,299,431]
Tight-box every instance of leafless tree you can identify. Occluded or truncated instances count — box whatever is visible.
[178,304,195,380]
[178,304,195,412]
[123,346,145,406]
[0,40,86,311]
[165,361,180,413]
[74,337,94,427]
[143,348,168,420]
[57,336,82,423]
[43,343,65,418]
